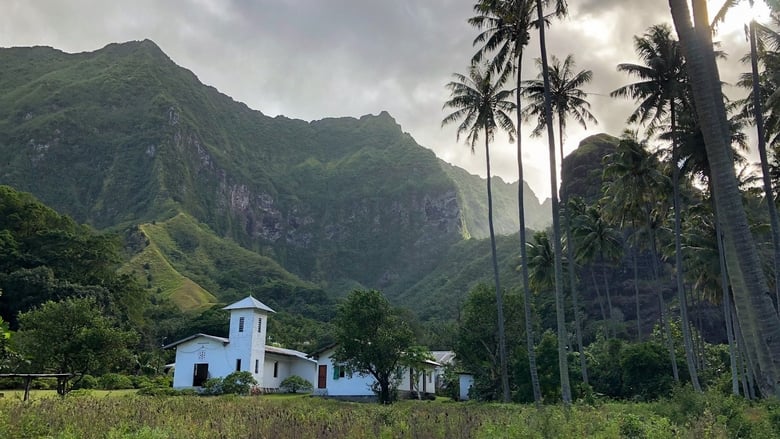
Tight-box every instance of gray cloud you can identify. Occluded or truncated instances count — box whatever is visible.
[0,0,762,200]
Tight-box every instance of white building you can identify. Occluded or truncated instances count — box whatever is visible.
[164,296,316,390]
[310,344,440,399]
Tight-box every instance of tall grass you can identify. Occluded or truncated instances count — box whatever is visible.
[2,390,778,438]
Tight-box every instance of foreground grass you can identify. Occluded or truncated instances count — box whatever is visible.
[0,389,137,400]
[1,390,779,438]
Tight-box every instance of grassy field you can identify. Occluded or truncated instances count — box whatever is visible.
[1,389,779,438]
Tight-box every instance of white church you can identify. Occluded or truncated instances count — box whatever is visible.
[164,296,316,390]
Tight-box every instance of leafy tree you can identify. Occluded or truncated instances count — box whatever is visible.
[442,63,516,402]
[454,284,524,401]
[332,289,415,404]
[280,375,313,394]
[0,314,19,373]
[13,297,138,390]
[620,342,675,400]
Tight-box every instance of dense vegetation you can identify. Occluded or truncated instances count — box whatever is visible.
[442,0,780,405]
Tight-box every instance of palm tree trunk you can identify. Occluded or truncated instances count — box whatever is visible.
[515,50,542,405]
[633,247,642,341]
[649,221,680,382]
[601,259,614,334]
[670,0,780,397]
[560,117,588,385]
[715,196,740,395]
[733,304,756,399]
[749,18,780,316]
[536,0,571,405]
[590,268,608,326]
[672,104,701,391]
[484,131,510,403]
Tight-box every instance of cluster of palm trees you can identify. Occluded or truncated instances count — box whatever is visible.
[444,0,780,403]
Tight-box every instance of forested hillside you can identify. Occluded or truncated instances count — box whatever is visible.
[0,41,550,311]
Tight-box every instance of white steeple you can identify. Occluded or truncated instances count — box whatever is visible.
[222,296,274,385]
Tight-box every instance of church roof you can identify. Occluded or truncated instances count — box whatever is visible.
[222,296,275,313]
[265,345,316,363]
[162,333,230,349]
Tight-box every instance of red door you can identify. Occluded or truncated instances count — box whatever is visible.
[317,365,327,389]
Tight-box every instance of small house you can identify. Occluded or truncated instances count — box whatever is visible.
[164,296,316,391]
[310,344,440,399]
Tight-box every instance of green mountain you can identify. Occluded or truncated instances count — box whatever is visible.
[0,40,550,314]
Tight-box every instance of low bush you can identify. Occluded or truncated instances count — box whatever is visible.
[279,375,313,394]
[222,371,256,395]
[72,374,98,390]
[131,375,153,389]
[99,373,133,390]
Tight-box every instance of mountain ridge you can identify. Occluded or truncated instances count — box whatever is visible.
[0,39,551,313]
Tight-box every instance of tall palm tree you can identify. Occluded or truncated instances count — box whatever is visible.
[683,201,742,394]
[469,0,542,403]
[610,24,701,391]
[522,53,597,371]
[602,134,679,382]
[573,200,623,337]
[442,64,516,403]
[716,0,780,317]
[521,53,597,385]
[532,0,572,405]
[669,0,780,398]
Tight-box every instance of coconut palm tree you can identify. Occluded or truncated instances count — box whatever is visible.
[602,134,679,382]
[573,200,623,337]
[669,0,780,398]
[532,0,572,404]
[610,23,701,391]
[469,0,542,402]
[716,0,780,317]
[521,53,597,382]
[442,64,516,403]
[683,201,742,395]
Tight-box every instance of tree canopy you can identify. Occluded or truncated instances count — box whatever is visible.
[332,289,415,404]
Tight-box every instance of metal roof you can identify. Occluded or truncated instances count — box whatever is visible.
[162,333,230,349]
[222,296,275,313]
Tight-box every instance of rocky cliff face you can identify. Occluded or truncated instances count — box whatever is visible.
[0,40,548,296]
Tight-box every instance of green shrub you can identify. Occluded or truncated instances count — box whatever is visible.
[99,373,134,390]
[221,371,256,395]
[131,376,152,389]
[153,375,172,387]
[202,378,224,395]
[72,374,98,390]
[279,375,313,394]
[620,342,673,400]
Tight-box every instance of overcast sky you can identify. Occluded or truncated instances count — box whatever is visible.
[0,0,766,200]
